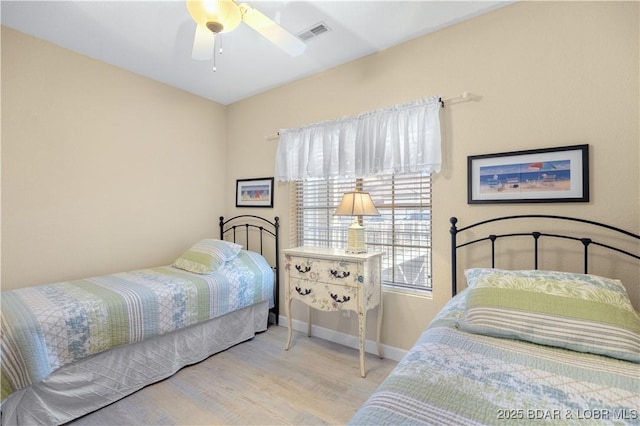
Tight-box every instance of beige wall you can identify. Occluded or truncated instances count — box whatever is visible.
[1,27,228,289]
[226,1,640,349]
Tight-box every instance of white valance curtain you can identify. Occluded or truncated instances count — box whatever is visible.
[275,96,441,181]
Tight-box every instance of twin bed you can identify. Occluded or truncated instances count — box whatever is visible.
[1,215,279,425]
[351,215,639,425]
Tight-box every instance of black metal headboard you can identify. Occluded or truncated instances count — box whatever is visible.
[219,215,280,325]
[450,214,640,297]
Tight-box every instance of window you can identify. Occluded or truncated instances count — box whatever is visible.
[291,173,432,291]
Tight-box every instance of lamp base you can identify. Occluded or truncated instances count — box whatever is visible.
[346,220,367,254]
[345,248,368,254]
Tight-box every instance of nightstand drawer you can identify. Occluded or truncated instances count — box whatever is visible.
[289,278,358,311]
[287,256,361,288]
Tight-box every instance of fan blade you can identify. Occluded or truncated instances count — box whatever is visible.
[192,24,215,60]
[240,3,306,57]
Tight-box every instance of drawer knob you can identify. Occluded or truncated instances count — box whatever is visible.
[295,286,312,296]
[295,264,311,274]
[330,269,350,279]
[330,293,351,303]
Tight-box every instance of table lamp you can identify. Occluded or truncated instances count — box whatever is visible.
[334,190,380,253]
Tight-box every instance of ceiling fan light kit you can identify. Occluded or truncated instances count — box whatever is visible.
[186,0,307,63]
[187,0,241,34]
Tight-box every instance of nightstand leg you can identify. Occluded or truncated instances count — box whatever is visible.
[376,302,384,358]
[307,306,312,337]
[359,309,367,378]
[285,296,293,350]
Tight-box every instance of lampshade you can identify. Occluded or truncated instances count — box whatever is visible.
[187,0,242,34]
[335,191,379,254]
[334,191,380,217]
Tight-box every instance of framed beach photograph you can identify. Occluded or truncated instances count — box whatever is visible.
[236,177,274,208]
[468,145,589,204]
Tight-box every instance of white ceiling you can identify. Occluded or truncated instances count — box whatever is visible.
[1,0,511,105]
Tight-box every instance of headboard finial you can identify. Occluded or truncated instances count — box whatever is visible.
[450,217,459,298]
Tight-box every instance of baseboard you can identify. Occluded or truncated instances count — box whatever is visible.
[277,315,408,362]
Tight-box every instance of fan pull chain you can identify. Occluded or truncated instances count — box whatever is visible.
[212,35,218,72]
[212,35,224,72]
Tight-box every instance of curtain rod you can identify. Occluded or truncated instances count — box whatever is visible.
[266,132,280,141]
[265,92,480,140]
[439,91,480,108]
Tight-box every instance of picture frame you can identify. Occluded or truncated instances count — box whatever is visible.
[468,144,589,204]
[236,177,274,208]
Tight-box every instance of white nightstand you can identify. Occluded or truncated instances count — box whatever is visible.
[283,246,384,377]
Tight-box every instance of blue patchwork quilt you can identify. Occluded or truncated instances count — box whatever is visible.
[1,250,273,402]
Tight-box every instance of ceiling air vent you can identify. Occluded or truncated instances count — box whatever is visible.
[297,22,331,41]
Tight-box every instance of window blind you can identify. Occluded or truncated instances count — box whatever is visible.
[291,173,432,291]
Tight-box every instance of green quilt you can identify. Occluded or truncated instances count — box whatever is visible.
[350,292,639,425]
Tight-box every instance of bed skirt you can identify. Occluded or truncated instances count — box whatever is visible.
[1,300,269,426]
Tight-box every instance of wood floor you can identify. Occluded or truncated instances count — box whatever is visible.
[70,325,397,425]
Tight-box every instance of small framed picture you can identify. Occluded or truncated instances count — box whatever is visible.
[468,145,589,204]
[236,177,274,208]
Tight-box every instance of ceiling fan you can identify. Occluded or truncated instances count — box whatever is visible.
[187,0,307,60]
